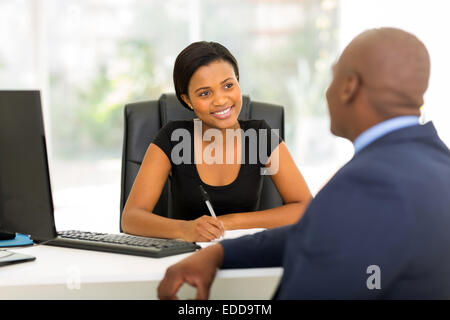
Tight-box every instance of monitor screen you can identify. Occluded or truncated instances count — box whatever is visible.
[0,90,57,242]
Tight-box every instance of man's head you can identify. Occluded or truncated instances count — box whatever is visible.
[326,27,431,141]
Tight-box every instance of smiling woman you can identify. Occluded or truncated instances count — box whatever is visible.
[121,41,312,242]
[177,44,241,131]
[183,60,241,129]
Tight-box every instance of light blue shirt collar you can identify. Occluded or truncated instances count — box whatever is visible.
[353,116,420,154]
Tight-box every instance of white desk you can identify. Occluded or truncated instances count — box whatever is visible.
[0,229,282,300]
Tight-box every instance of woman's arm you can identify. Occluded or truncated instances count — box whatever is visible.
[217,142,312,230]
[121,143,224,241]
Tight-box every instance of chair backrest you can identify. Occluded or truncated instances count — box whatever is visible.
[120,93,285,231]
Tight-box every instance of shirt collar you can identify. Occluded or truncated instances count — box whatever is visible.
[353,115,420,154]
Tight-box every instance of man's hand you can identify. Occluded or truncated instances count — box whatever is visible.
[158,244,225,300]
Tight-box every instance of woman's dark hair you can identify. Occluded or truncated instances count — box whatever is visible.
[173,41,239,110]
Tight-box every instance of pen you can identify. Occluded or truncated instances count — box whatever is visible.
[198,185,217,219]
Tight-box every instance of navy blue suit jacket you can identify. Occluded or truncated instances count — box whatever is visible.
[221,122,450,299]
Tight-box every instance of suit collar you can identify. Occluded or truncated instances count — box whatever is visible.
[353,116,420,154]
[353,121,442,156]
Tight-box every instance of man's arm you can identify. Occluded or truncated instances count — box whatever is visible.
[221,224,294,268]
[158,224,295,299]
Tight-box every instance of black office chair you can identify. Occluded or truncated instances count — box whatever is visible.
[119,93,285,231]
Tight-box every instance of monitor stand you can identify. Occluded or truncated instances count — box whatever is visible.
[0,233,34,248]
[0,250,36,266]
[0,232,16,240]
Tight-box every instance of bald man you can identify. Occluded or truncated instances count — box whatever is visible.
[158,28,450,299]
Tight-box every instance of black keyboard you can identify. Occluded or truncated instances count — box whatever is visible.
[45,230,200,258]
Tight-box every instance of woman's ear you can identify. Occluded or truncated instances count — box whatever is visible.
[181,94,193,110]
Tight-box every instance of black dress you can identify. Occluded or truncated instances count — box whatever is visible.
[152,119,282,220]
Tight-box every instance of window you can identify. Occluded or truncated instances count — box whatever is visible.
[1,0,448,233]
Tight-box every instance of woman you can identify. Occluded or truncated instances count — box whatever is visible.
[121,41,312,242]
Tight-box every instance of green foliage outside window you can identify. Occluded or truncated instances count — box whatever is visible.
[50,40,163,158]
[47,0,338,162]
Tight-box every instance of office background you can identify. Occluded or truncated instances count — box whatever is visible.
[1,0,449,234]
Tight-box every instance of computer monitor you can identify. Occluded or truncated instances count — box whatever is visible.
[0,90,57,242]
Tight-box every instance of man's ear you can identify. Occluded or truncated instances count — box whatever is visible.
[181,94,193,110]
[341,72,360,104]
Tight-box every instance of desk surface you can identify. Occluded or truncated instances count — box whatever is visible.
[0,229,282,299]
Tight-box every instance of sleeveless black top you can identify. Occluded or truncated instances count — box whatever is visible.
[152,119,282,220]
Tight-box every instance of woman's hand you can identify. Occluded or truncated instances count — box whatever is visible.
[181,215,225,242]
